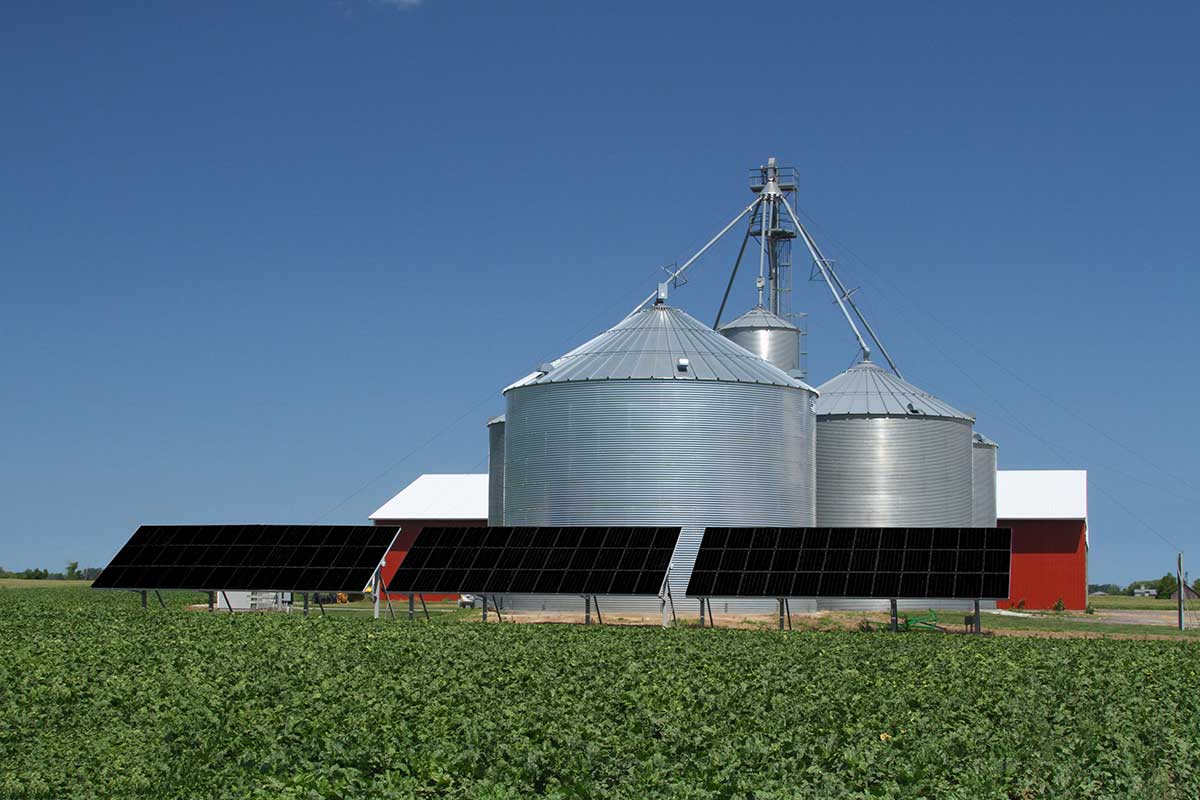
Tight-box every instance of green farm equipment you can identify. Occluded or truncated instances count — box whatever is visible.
[900,610,946,632]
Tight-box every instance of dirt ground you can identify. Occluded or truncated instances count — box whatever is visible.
[1087,609,1184,627]
[495,609,904,632]
[492,608,1199,640]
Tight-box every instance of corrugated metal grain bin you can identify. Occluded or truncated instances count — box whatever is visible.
[971,432,998,528]
[486,415,505,526]
[501,300,817,611]
[718,305,802,375]
[815,359,974,527]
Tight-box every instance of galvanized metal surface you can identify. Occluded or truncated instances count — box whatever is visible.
[815,360,972,420]
[487,415,505,526]
[506,304,814,391]
[972,433,998,528]
[719,306,801,373]
[816,415,974,527]
[503,378,816,612]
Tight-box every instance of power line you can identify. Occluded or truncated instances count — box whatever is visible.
[311,263,677,522]
[787,206,1185,553]
[792,205,1200,501]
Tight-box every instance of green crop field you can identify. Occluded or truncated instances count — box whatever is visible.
[3,587,1200,799]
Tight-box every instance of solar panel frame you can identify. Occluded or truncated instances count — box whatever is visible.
[685,527,1011,600]
[92,525,401,592]
[386,526,681,596]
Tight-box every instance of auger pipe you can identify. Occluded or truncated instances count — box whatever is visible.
[777,195,872,361]
[781,197,903,376]
[627,196,763,318]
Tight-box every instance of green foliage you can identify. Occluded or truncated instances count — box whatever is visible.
[1053,597,1065,612]
[0,563,102,580]
[3,588,1200,799]
[1158,572,1179,599]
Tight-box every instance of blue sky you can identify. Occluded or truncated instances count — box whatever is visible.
[2,1,1197,583]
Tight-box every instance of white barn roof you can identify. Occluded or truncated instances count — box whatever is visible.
[997,470,1087,520]
[370,469,1090,530]
[369,474,488,521]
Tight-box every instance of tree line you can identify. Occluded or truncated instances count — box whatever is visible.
[0,562,103,581]
[1089,574,1199,597]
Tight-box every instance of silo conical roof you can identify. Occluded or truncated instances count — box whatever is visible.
[718,305,799,332]
[814,359,972,421]
[505,303,815,391]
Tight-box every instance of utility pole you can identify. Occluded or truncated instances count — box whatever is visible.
[1178,553,1185,631]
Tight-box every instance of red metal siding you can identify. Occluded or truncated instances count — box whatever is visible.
[996,518,1088,610]
[372,518,486,601]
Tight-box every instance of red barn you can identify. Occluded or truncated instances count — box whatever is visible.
[369,474,487,600]
[370,470,1089,612]
[995,470,1088,610]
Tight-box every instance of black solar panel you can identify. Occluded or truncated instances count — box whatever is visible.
[92,525,400,592]
[387,526,680,595]
[685,527,1011,599]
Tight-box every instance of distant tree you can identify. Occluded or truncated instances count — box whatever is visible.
[1157,573,1178,599]
[1193,577,1200,594]
[1088,583,1122,595]
[81,567,102,581]
[65,562,79,580]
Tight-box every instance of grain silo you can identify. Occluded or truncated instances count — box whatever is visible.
[718,305,803,376]
[486,415,505,526]
[815,359,974,527]
[502,298,817,610]
[972,432,998,527]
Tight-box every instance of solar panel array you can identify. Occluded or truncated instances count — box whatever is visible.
[92,525,400,592]
[387,526,680,595]
[686,528,1011,599]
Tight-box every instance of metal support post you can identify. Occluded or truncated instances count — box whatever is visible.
[713,219,756,329]
[382,586,396,622]
[373,569,381,620]
[315,596,326,617]
[757,194,769,307]
[419,594,430,621]
[778,598,785,630]
[661,598,668,629]
[699,597,705,626]
[785,598,793,631]
[1178,553,1185,631]
[706,598,715,628]
[973,600,982,634]
[593,596,603,625]
[409,594,415,620]
[208,591,215,612]
[155,590,166,609]
[222,591,234,613]
[482,595,488,622]
[584,595,592,625]
[303,593,309,616]
[140,590,147,609]
[890,599,899,633]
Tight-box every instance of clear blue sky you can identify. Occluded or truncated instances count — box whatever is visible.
[2,1,1197,584]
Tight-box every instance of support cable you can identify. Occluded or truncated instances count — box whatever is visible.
[713,217,756,329]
